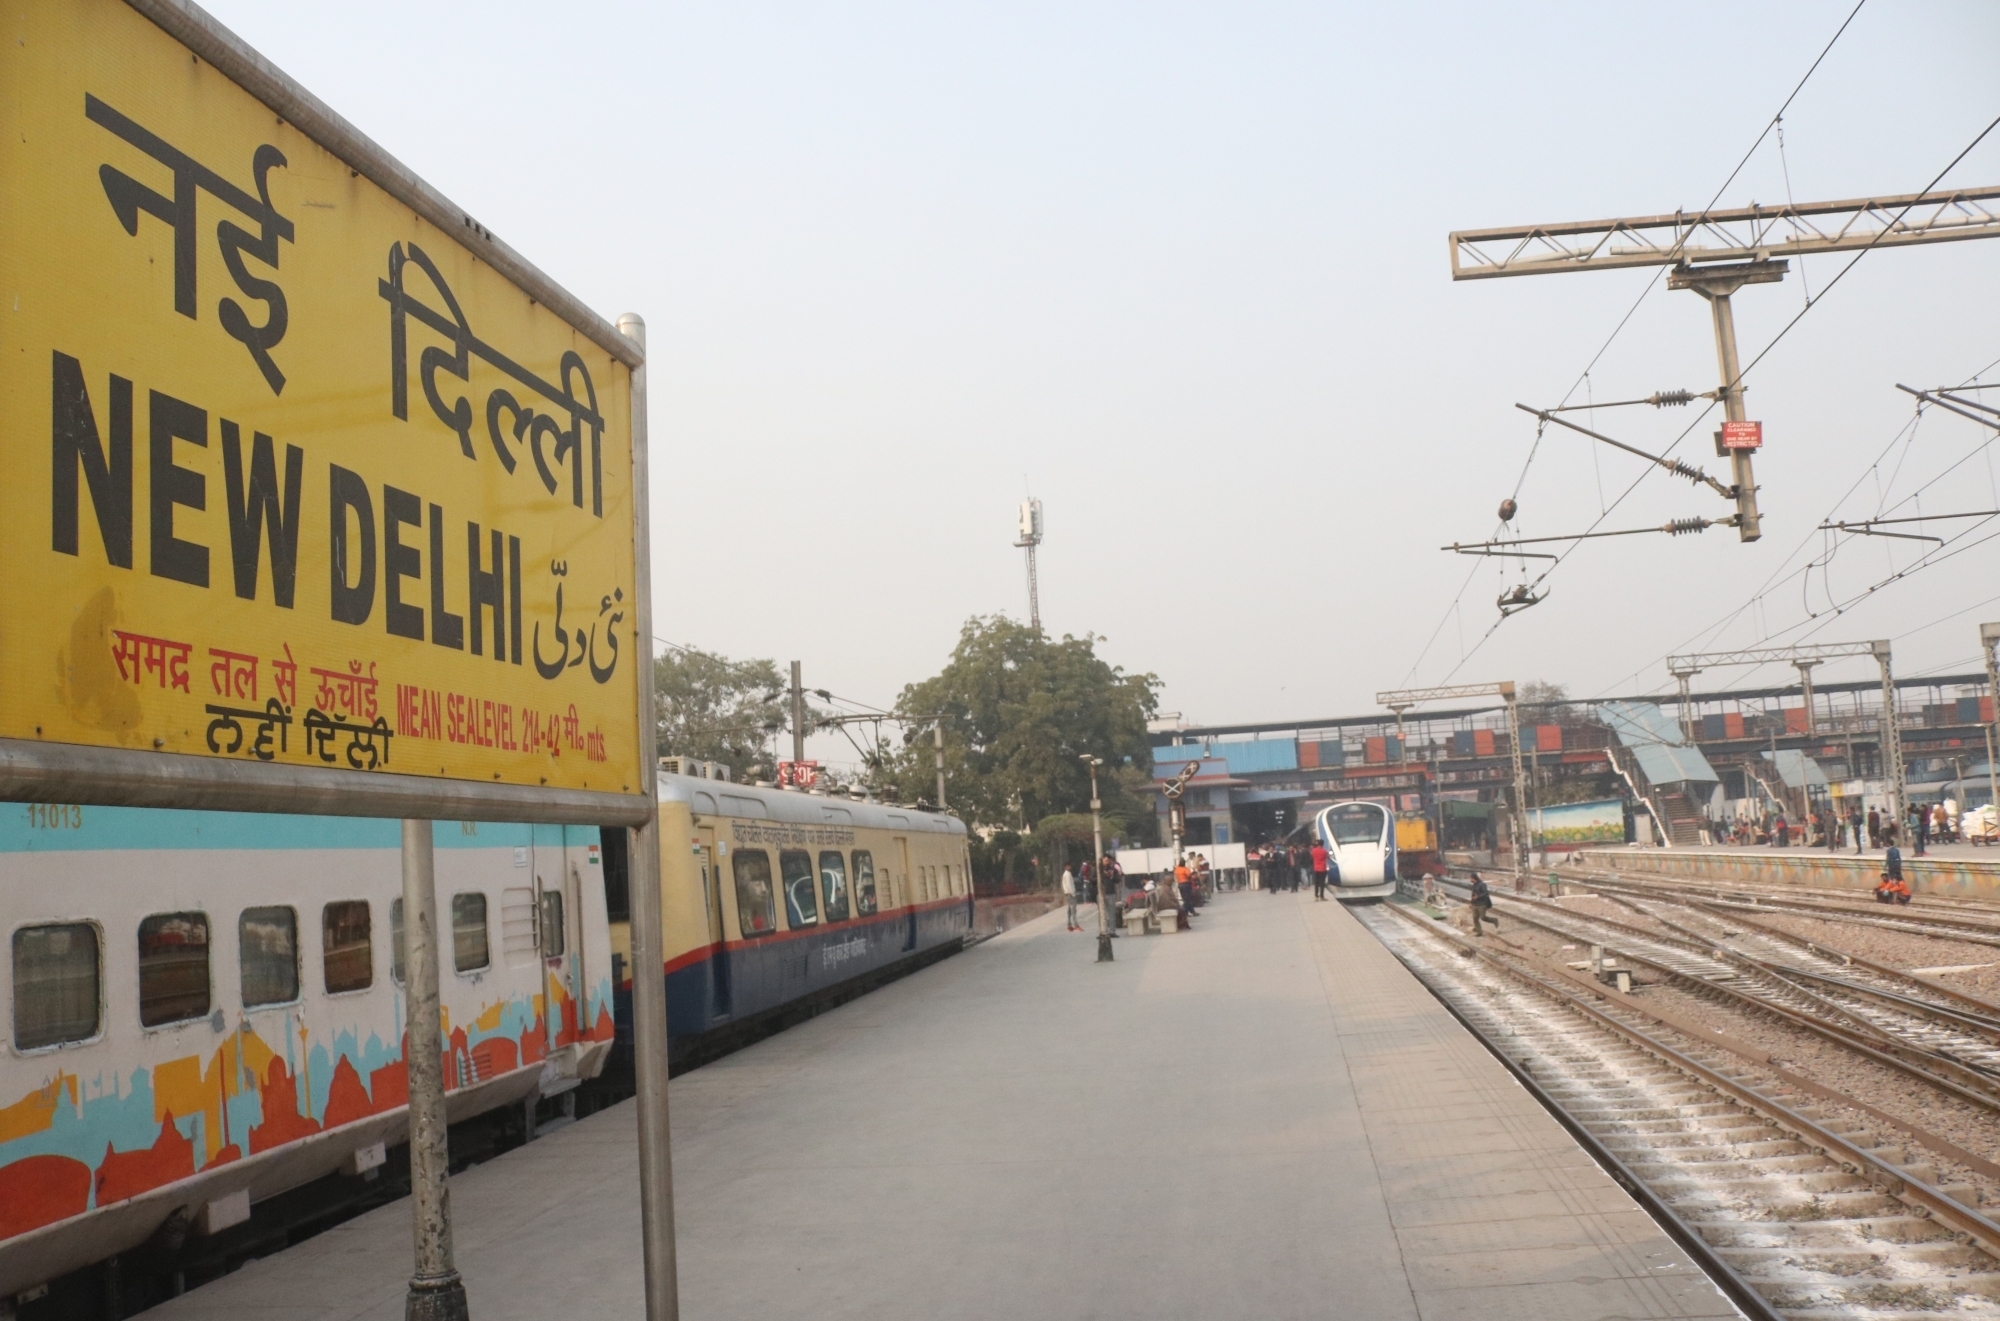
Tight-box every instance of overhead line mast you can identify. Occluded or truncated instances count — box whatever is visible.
[1450,185,2000,544]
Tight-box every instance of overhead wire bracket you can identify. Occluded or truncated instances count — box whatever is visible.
[1444,515,1736,558]
[1819,509,2000,545]
[1515,403,1733,498]
[1546,389,1702,412]
[1897,383,2000,428]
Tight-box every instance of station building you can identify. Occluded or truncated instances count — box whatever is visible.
[1152,666,2000,852]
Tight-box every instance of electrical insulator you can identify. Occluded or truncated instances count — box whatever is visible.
[1649,390,1695,407]
[1498,497,1517,523]
[1665,517,1710,536]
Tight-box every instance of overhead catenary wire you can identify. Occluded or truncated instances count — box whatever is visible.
[1409,0,1871,686]
[1597,349,2000,698]
[1443,104,2000,687]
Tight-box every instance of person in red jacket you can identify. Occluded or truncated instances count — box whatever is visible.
[1310,841,1330,900]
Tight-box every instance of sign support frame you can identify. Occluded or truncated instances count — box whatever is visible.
[6,4,677,1318]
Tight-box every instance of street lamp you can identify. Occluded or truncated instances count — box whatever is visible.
[1083,755,1111,962]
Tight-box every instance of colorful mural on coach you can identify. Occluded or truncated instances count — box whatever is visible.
[0,809,613,1298]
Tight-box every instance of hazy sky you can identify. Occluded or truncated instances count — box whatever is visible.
[203,1,2000,768]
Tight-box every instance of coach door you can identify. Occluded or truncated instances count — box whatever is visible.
[532,830,581,1056]
[896,836,916,951]
[695,828,731,1019]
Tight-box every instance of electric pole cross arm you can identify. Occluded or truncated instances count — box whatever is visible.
[1449,186,2000,280]
[1666,641,1882,670]
[1374,682,1514,707]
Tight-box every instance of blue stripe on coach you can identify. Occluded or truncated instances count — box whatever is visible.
[0,805,560,853]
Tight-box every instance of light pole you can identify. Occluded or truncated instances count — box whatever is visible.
[1083,756,1111,961]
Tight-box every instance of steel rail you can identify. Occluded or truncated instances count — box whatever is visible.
[1434,876,2000,1112]
[1545,891,2000,1106]
[1366,907,1786,1321]
[1587,871,2000,947]
[1374,901,2000,1261]
[1509,865,2000,1038]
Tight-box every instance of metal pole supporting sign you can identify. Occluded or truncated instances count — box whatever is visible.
[619,313,682,1321]
[401,821,467,1320]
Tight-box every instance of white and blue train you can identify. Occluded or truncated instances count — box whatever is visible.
[1314,802,1399,901]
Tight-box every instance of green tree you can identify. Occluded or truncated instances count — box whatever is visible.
[653,646,787,775]
[883,617,1160,837]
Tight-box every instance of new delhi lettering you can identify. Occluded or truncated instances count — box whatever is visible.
[47,97,621,772]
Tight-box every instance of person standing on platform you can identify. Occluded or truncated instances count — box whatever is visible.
[1467,872,1497,936]
[1173,858,1194,921]
[1310,839,1330,900]
[1912,803,1930,857]
[1062,865,1079,932]
[1774,815,1789,848]
[1100,853,1122,933]
[1885,843,1904,883]
[1850,806,1864,856]
[1868,806,1882,848]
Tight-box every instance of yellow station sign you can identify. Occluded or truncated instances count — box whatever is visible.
[0,0,644,796]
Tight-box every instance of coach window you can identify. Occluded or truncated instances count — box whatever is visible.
[540,890,566,958]
[819,851,850,922]
[452,893,490,972]
[732,850,778,936]
[240,907,300,1007]
[13,923,100,1049]
[781,850,819,928]
[138,912,211,1027]
[323,901,372,994]
[852,851,878,916]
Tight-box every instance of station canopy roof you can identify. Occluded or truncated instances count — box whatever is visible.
[1595,702,1720,787]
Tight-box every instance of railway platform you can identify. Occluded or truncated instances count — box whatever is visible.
[1578,841,2000,898]
[138,892,1741,1320]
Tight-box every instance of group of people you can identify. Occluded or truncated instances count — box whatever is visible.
[1718,800,1960,857]
[1253,841,1334,898]
[1059,851,1209,932]
[1060,854,1125,932]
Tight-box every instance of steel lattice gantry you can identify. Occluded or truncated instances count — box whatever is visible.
[1450,185,2000,544]
[1376,681,1529,872]
[1663,641,1904,830]
[1448,188,2000,280]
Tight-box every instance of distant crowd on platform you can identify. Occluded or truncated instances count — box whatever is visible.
[1247,841,1334,899]
[1711,799,1967,856]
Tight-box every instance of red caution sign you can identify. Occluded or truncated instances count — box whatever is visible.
[1721,420,1764,450]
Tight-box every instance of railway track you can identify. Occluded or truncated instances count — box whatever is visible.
[1557,864,2000,949]
[1430,876,2000,1113]
[1416,876,2000,1144]
[1613,895,2000,1074]
[1354,901,2000,1319]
